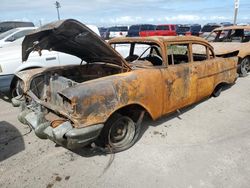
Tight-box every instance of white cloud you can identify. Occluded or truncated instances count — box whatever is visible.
[164,15,201,22]
[105,16,143,24]
[0,0,249,26]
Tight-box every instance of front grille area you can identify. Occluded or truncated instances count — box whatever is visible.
[49,74,77,106]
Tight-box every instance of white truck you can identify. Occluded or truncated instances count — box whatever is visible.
[0,27,36,48]
[0,24,100,96]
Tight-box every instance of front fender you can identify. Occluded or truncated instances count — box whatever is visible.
[14,61,45,73]
[60,69,164,127]
[60,72,155,127]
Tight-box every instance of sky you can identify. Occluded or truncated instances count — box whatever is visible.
[0,0,250,27]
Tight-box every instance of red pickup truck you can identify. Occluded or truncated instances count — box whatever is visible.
[140,24,177,37]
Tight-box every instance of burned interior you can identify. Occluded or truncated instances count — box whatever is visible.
[111,42,163,66]
[29,63,124,100]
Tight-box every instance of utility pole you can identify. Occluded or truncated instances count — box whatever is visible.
[55,1,61,20]
[234,0,239,25]
[39,20,42,27]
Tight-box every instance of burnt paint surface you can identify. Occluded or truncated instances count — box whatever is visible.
[60,57,237,128]
[18,36,238,128]
[60,70,164,127]
[209,26,250,60]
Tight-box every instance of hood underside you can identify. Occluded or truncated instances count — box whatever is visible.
[22,19,130,69]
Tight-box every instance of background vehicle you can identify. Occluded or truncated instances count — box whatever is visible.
[199,23,221,38]
[0,27,36,47]
[220,22,233,27]
[207,25,250,77]
[107,26,128,38]
[0,21,34,33]
[176,24,201,36]
[0,24,100,95]
[98,27,108,39]
[127,24,156,37]
[140,24,177,37]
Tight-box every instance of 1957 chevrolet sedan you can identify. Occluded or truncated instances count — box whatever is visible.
[17,19,238,152]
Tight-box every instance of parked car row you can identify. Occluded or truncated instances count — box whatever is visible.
[99,22,249,39]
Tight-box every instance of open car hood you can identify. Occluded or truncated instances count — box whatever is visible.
[22,19,130,69]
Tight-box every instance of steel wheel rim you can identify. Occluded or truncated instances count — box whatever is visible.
[108,117,136,148]
[12,80,24,97]
[241,59,249,75]
[16,81,23,96]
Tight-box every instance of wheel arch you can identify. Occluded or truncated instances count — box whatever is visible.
[238,50,250,61]
[238,55,250,63]
[107,103,153,123]
[10,66,42,92]
[211,81,230,97]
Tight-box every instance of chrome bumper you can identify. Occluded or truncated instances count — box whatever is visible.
[18,110,104,149]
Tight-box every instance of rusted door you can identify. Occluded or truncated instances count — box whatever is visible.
[161,43,195,114]
[161,64,193,114]
[193,59,218,100]
[190,43,217,100]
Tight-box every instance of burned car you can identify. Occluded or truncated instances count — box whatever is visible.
[17,19,238,152]
[207,25,250,77]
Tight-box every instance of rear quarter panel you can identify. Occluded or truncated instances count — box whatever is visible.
[196,56,237,100]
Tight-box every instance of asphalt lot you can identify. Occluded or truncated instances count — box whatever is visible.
[0,76,250,188]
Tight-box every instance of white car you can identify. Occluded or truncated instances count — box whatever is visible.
[0,27,37,48]
[0,24,100,96]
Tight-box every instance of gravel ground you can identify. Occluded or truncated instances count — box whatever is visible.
[0,76,250,188]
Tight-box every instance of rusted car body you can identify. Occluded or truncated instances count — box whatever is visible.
[17,19,238,152]
[207,25,250,77]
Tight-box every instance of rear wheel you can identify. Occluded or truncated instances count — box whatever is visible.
[212,85,222,97]
[97,113,139,153]
[238,58,250,77]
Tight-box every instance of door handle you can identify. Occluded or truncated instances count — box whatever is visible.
[46,57,56,61]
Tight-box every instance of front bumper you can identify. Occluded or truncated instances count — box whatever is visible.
[0,74,14,92]
[18,110,104,149]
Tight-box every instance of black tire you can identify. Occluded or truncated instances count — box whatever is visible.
[212,85,222,97]
[238,58,250,77]
[97,113,139,153]
[10,77,23,98]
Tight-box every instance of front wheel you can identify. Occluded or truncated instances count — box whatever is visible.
[238,58,250,77]
[97,113,139,153]
[10,78,24,107]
